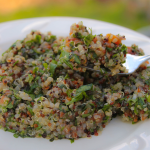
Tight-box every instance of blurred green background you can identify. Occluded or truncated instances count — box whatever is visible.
[0,0,150,34]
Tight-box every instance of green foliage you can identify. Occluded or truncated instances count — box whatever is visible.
[67,84,93,105]
[7,102,13,109]
[84,34,95,46]
[43,63,48,69]
[50,63,57,75]
[69,138,74,143]
[35,35,41,43]
[102,104,111,112]
[27,107,34,116]
[0,0,149,30]
[60,50,73,69]
[76,84,93,93]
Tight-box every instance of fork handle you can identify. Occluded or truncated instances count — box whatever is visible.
[138,55,150,62]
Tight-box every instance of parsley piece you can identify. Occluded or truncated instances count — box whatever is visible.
[145,78,150,85]
[35,35,41,43]
[13,133,19,138]
[73,32,82,39]
[84,34,94,46]
[28,74,34,84]
[13,60,19,66]
[67,89,73,97]
[106,47,113,52]
[121,44,127,53]
[0,76,6,81]
[69,138,74,143]
[102,104,111,112]
[102,116,110,123]
[58,134,65,139]
[27,107,34,116]
[47,35,56,44]
[70,54,81,64]
[33,67,39,74]
[49,137,54,142]
[76,84,93,93]
[82,113,91,118]
[147,95,150,102]
[54,98,57,104]
[43,63,48,69]
[58,84,67,89]
[60,50,73,70]
[50,63,57,75]
[7,102,13,109]
[67,84,93,105]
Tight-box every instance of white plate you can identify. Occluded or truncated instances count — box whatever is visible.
[0,17,150,150]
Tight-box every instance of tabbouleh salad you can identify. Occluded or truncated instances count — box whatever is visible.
[0,21,150,143]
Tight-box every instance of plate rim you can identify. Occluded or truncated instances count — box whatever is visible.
[0,16,150,41]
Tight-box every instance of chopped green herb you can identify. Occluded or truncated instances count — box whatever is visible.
[35,35,41,43]
[49,137,54,142]
[0,76,6,81]
[73,32,82,39]
[27,107,34,116]
[82,113,91,118]
[50,63,57,75]
[43,63,48,69]
[102,116,110,123]
[102,104,111,112]
[54,98,57,104]
[147,95,150,102]
[145,78,150,85]
[33,67,39,74]
[106,47,113,52]
[67,89,73,97]
[64,74,69,79]
[58,84,67,89]
[47,35,56,44]
[70,54,81,64]
[7,102,13,109]
[67,91,87,105]
[27,74,34,84]
[63,59,73,70]
[76,84,93,93]
[13,60,19,66]
[13,133,19,138]
[69,138,74,143]
[58,134,65,139]
[121,44,127,53]
[84,34,94,46]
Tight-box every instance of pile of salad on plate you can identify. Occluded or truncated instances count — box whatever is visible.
[0,21,150,143]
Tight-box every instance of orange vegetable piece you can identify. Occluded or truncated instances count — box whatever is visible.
[93,37,97,43]
[94,132,98,136]
[72,131,77,138]
[133,117,138,123]
[27,111,31,116]
[76,24,79,28]
[60,112,65,118]
[0,96,5,104]
[45,86,50,90]
[137,88,141,93]
[66,97,71,101]
[106,34,121,45]
[84,109,88,114]
[47,44,51,49]
[34,124,38,128]
[48,123,51,127]
[141,116,147,121]
[64,125,71,134]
